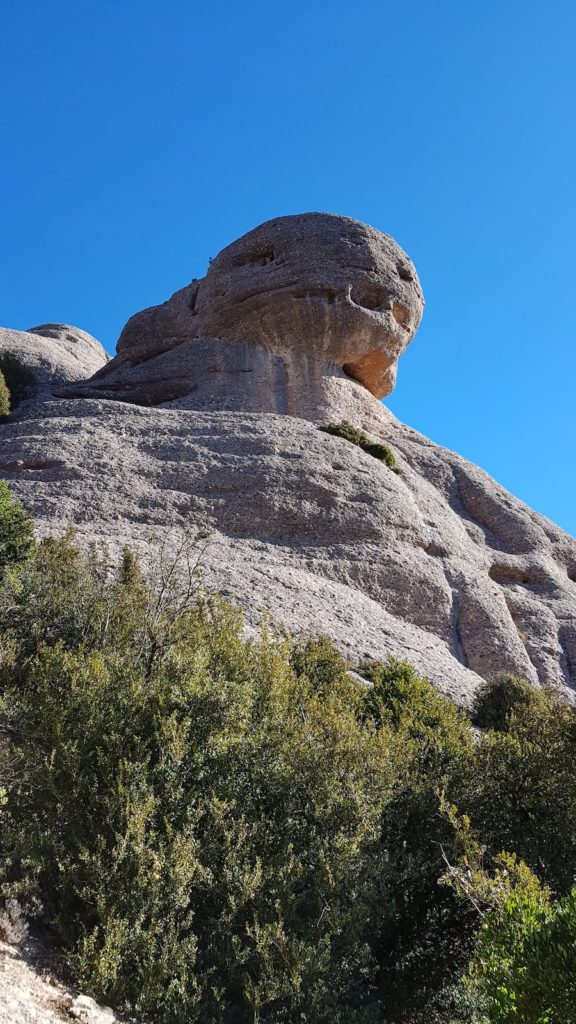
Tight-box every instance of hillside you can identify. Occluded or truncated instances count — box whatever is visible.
[1,214,575,703]
[2,213,576,1023]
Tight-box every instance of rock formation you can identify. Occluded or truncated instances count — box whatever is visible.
[0,935,127,1023]
[66,214,424,422]
[0,324,108,409]
[1,213,575,705]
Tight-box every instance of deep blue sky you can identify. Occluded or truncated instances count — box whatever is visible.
[2,1,575,534]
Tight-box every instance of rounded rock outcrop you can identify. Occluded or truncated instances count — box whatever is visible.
[0,323,108,409]
[78,214,424,420]
[192,213,424,398]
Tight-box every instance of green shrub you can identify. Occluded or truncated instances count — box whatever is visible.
[472,674,544,732]
[0,371,10,418]
[471,878,576,1023]
[0,481,35,575]
[319,420,399,471]
[319,420,365,446]
[467,681,576,894]
[360,659,479,1019]
[4,523,576,1022]
[0,537,399,1023]
[442,805,576,1023]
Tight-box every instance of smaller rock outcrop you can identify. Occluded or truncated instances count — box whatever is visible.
[0,324,108,409]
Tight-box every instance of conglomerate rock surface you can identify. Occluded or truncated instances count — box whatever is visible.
[1,212,575,705]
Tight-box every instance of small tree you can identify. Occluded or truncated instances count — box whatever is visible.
[0,481,35,574]
[441,800,576,1024]
[0,370,10,418]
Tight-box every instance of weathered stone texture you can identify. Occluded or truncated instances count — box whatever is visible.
[2,399,575,706]
[72,214,424,417]
[0,324,108,408]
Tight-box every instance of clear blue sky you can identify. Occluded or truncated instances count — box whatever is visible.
[2,1,575,534]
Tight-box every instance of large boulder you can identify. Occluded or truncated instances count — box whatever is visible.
[68,214,424,420]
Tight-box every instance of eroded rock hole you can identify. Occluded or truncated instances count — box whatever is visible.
[396,263,413,282]
[233,249,276,268]
[425,541,449,558]
[489,565,537,585]
[350,282,386,311]
[391,302,410,328]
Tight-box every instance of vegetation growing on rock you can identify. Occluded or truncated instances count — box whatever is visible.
[1,484,576,1022]
[319,420,400,471]
[0,369,10,418]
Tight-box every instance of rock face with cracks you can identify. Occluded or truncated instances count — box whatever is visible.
[1,212,575,708]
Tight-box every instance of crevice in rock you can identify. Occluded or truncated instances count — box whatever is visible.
[501,594,542,681]
[188,282,200,314]
[489,564,538,585]
[232,249,276,268]
[558,626,576,690]
[451,472,503,550]
[391,301,410,328]
[449,591,468,667]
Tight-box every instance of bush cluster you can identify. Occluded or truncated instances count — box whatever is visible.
[0,370,9,418]
[1,486,576,1022]
[319,420,400,471]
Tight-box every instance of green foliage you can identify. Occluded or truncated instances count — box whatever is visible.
[361,659,480,1019]
[0,370,10,418]
[0,536,397,1022]
[3,518,576,1023]
[319,420,399,471]
[0,480,35,575]
[472,674,545,732]
[442,803,576,1023]
[467,677,576,894]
